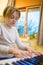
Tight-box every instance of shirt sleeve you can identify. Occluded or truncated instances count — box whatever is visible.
[0,24,10,54]
[15,28,26,50]
[0,24,1,35]
[0,45,10,54]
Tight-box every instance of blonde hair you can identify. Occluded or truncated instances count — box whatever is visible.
[3,6,20,18]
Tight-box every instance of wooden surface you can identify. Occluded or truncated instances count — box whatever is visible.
[15,0,41,8]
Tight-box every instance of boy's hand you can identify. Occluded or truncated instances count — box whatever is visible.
[8,48,32,58]
[25,46,43,56]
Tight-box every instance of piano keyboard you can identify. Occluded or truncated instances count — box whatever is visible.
[0,55,43,65]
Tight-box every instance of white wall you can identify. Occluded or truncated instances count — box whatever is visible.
[0,0,8,16]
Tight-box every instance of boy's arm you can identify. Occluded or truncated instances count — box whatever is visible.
[15,28,26,50]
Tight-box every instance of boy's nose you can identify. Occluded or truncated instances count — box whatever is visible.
[14,18,17,22]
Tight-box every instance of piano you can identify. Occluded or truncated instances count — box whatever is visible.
[0,55,43,65]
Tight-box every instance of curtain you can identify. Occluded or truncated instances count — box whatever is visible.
[7,0,15,7]
[38,0,43,45]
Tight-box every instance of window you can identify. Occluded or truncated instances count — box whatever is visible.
[15,11,26,35]
[27,9,40,36]
[15,8,40,39]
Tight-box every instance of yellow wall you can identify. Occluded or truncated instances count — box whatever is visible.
[15,0,41,8]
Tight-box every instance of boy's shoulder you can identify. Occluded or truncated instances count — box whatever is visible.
[0,23,2,25]
[0,23,4,27]
[0,23,2,30]
[0,23,2,26]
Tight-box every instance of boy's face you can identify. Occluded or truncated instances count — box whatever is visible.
[4,11,19,27]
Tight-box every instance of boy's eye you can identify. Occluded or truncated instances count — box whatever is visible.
[10,16,14,19]
[10,15,18,21]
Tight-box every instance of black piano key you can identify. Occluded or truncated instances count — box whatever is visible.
[12,61,21,65]
[24,55,43,65]
[16,60,27,65]
[24,58,35,64]
[37,55,43,63]
[12,62,17,65]
[27,58,37,63]
[20,60,33,65]
[24,58,41,65]
[5,63,10,65]
[32,55,43,64]
[24,57,37,64]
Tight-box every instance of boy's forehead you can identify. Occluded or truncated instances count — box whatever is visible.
[12,11,19,18]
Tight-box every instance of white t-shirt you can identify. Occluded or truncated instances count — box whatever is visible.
[0,23,25,58]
